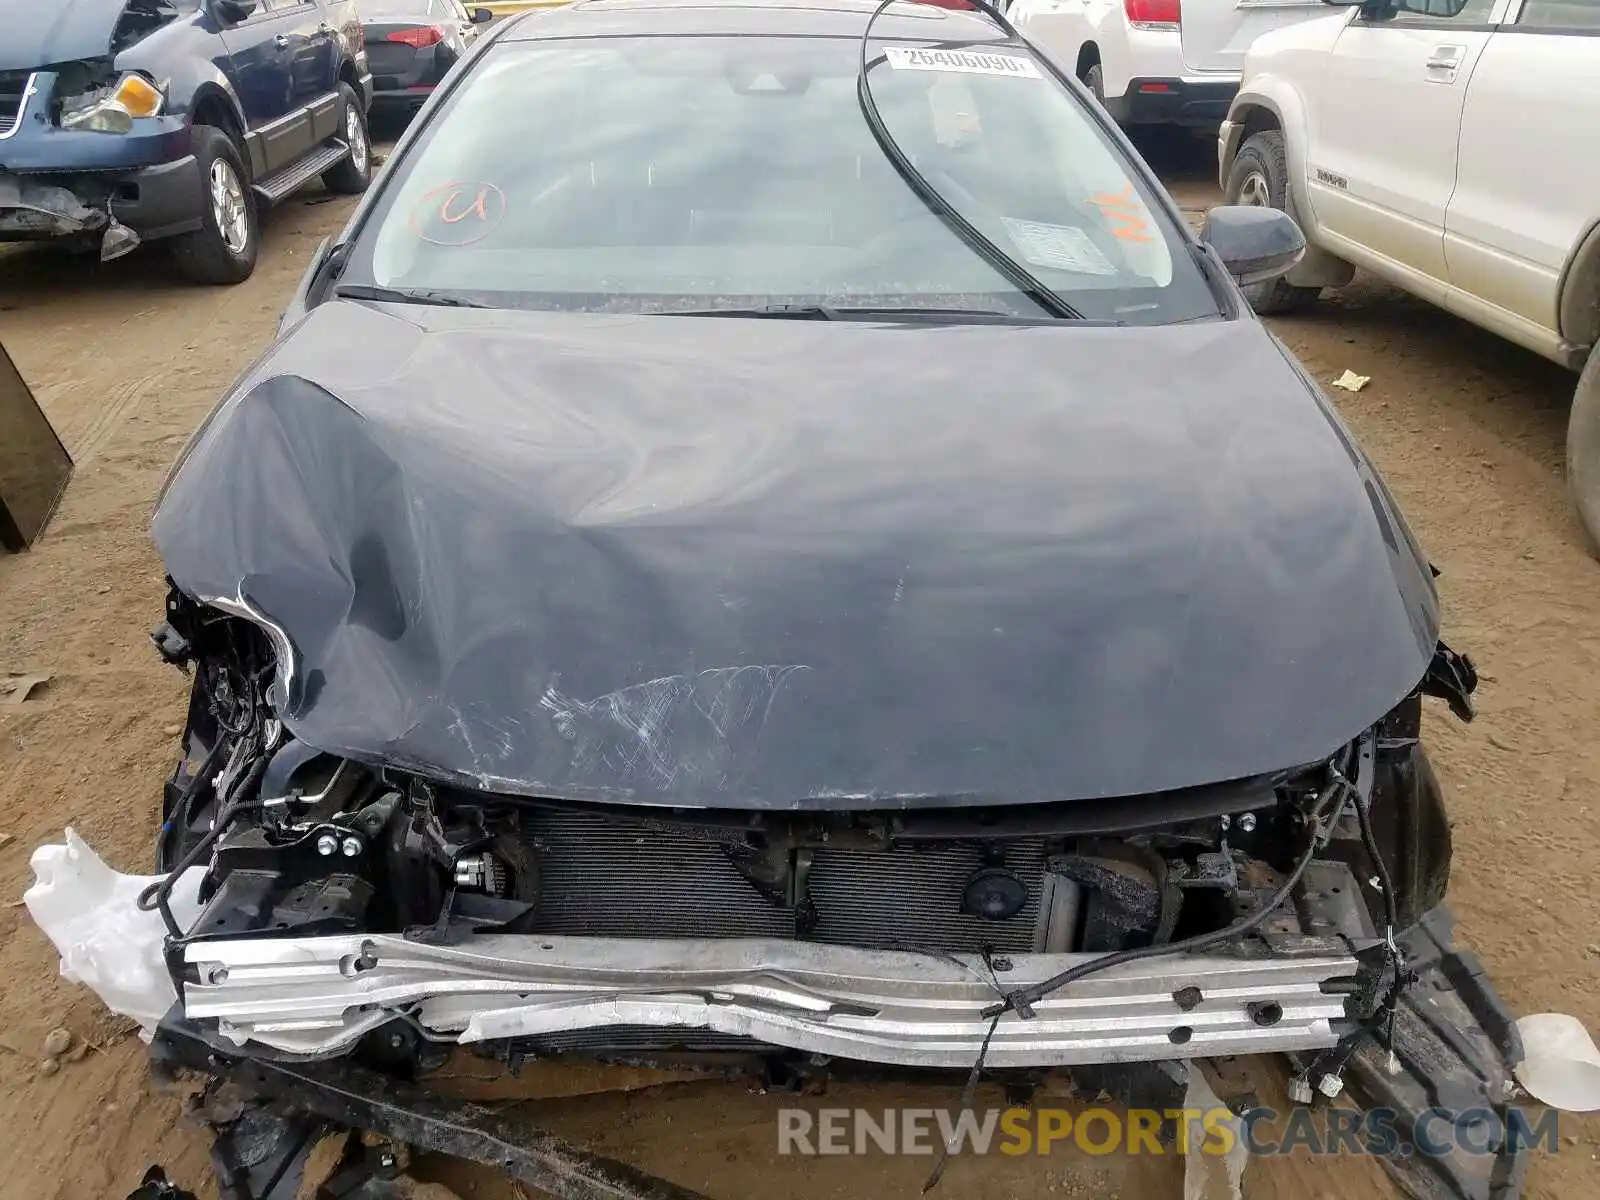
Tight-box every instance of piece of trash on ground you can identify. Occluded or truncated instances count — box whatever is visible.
[24,828,204,1039]
[1514,1012,1600,1112]
[1182,1061,1248,1200]
[1331,370,1371,393]
[0,673,50,706]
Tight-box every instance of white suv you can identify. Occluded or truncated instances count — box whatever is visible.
[1011,0,1324,128]
[1218,0,1600,549]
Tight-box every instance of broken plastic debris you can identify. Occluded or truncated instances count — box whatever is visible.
[126,1166,198,1200]
[1330,370,1370,393]
[101,217,141,263]
[1514,1013,1600,1112]
[0,172,106,235]
[24,829,203,1040]
[1181,1061,1248,1200]
[1,672,50,705]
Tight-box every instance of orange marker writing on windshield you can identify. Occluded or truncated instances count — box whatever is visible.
[408,180,506,246]
[1087,185,1155,244]
[439,187,491,224]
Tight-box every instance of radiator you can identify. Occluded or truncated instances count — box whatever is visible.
[521,808,1055,955]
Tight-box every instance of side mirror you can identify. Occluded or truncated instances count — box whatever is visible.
[471,6,494,21]
[1200,205,1306,287]
[215,0,257,21]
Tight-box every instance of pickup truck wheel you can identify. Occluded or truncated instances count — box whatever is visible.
[1565,342,1600,556]
[170,126,259,286]
[321,83,373,196]
[1225,131,1321,316]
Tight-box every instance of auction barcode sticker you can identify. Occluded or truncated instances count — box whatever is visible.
[1002,217,1117,275]
[884,47,1043,78]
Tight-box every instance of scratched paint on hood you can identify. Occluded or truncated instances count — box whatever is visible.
[152,301,1438,809]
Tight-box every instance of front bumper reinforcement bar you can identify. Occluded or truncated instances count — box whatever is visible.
[146,908,1524,1200]
[183,933,1359,1065]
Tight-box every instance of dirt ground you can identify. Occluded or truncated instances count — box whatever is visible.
[1,136,1597,1200]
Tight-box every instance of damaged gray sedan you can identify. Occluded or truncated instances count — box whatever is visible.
[132,0,1523,1195]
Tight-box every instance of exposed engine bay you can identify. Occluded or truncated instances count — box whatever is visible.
[109,0,182,54]
[146,588,1474,1085]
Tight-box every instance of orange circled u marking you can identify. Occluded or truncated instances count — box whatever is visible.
[407,180,506,246]
[439,186,490,224]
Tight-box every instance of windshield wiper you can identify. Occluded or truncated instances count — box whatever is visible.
[838,305,1118,324]
[661,304,1113,325]
[664,304,846,320]
[854,5,1086,324]
[333,283,488,308]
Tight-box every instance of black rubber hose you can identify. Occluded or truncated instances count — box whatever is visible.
[1355,789,1400,937]
[156,734,229,869]
[138,756,268,938]
[1355,781,1405,1062]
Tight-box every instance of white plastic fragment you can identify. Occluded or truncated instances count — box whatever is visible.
[1181,1061,1248,1200]
[1330,370,1371,393]
[1513,1013,1600,1112]
[23,828,203,1041]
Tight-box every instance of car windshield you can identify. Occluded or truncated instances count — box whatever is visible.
[348,33,1221,324]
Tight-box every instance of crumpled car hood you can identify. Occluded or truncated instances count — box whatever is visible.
[154,301,1438,809]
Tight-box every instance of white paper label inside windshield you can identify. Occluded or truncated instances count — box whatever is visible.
[884,47,1042,78]
[1002,218,1117,275]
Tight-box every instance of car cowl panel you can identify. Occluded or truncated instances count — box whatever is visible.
[152,302,1438,809]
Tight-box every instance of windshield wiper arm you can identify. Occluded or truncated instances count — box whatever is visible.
[661,304,1111,325]
[662,304,844,320]
[837,305,1119,324]
[333,284,488,308]
[853,8,1085,323]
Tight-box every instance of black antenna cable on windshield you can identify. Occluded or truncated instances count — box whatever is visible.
[854,0,1087,323]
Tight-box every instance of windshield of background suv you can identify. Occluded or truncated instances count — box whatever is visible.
[352,34,1222,324]
[361,0,463,18]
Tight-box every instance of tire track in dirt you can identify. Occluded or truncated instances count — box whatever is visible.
[58,370,164,467]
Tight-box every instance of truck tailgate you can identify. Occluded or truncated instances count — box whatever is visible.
[1180,0,1323,74]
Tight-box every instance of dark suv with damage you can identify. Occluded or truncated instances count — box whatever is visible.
[0,0,374,283]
